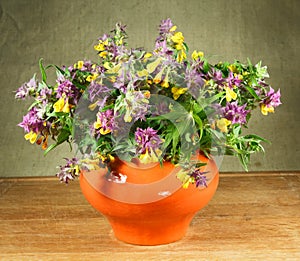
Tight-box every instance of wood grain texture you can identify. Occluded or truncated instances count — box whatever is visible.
[0,172,299,260]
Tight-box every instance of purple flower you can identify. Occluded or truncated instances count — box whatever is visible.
[154,40,174,58]
[226,71,242,88]
[88,80,111,106]
[123,90,150,122]
[185,67,204,98]
[190,169,208,187]
[93,109,115,136]
[263,87,281,108]
[56,76,81,104]
[15,76,38,99]
[158,18,174,35]
[56,158,80,184]
[37,87,52,104]
[113,69,131,93]
[135,127,162,154]
[222,101,250,124]
[18,107,45,133]
[210,68,224,85]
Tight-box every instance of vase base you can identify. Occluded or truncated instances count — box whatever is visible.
[109,215,193,246]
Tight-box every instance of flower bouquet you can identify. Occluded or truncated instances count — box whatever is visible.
[15,18,281,188]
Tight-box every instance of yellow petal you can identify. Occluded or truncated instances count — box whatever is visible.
[94,42,105,51]
[144,91,151,99]
[99,51,108,58]
[161,71,170,88]
[24,131,38,144]
[225,87,237,102]
[100,128,111,135]
[171,32,184,44]
[53,98,65,112]
[153,68,164,84]
[86,73,99,82]
[192,50,204,60]
[144,52,152,58]
[170,25,177,32]
[62,100,70,113]
[260,104,274,115]
[93,120,102,129]
[171,87,187,100]
[124,111,132,123]
[228,64,238,73]
[88,102,98,111]
[161,80,169,88]
[216,118,231,133]
[176,50,186,63]
[139,149,159,164]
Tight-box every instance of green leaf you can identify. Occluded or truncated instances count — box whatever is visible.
[43,143,57,156]
[245,86,260,100]
[193,113,203,139]
[39,58,47,83]
[244,134,270,143]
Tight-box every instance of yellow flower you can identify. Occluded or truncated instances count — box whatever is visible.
[62,99,71,113]
[175,43,184,50]
[177,49,186,63]
[93,119,111,135]
[99,128,111,135]
[94,43,105,51]
[171,32,184,44]
[139,149,161,164]
[225,87,237,102]
[216,118,231,133]
[192,50,204,60]
[24,131,38,144]
[153,68,164,84]
[74,60,84,69]
[171,87,188,100]
[176,170,193,189]
[94,39,109,51]
[161,80,169,88]
[124,111,132,123]
[228,64,238,73]
[86,73,99,82]
[144,52,152,58]
[93,119,102,130]
[170,25,177,32]
[99,51,108,58]
[144,91,151,99]
[260,104,274,115]
[88,102,98,111]
[53,97,65,112]
[143,53,152,62]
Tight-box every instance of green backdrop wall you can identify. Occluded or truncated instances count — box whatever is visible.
[1,0,299,177]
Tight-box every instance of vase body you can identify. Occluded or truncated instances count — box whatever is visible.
[79,154,219,245]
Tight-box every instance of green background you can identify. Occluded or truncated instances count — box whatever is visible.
[1,0,299,177]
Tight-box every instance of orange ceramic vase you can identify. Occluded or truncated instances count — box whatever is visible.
[79,154,219,245]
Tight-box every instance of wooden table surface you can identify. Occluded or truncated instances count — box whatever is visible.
[0,172,299,260]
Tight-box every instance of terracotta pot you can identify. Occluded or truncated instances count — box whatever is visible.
[79,154,219,245]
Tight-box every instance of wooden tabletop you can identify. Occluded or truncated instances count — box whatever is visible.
[0,172,299,260]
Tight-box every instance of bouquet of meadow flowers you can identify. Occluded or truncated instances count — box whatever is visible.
[15,18,281,188]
